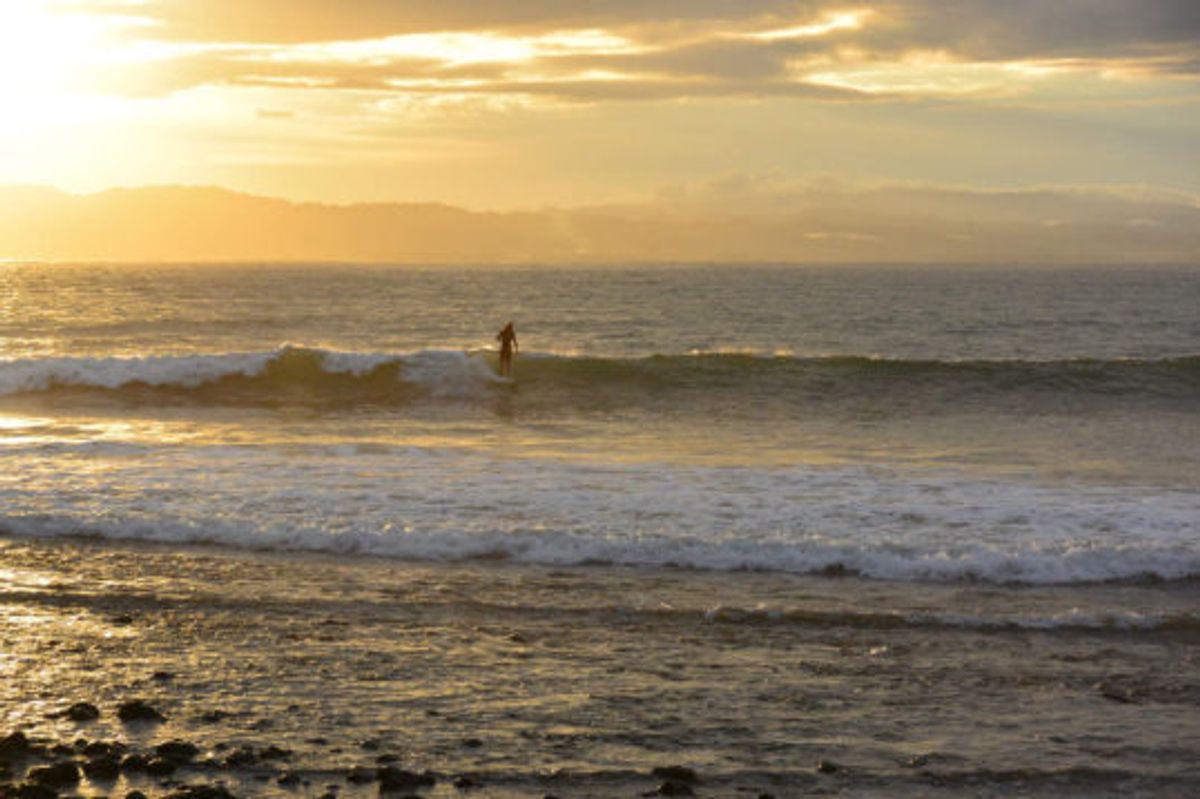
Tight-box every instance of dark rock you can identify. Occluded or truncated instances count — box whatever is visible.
[117,701,166,723]
[110,614,135,625]
[0,733,32,759]
[46,702,100,723]
[82,756,122,781]
[460,738,482,749]
[651,766,697,783]
[13,784,57,799]
[649,781,694,796]
[305,738,328,746]
[28,762,80,788]
[346,766,375,784]
[376,767,435,792]
[374,754,399,765]
[163,786,237,799]
[258,745,291,761]
[276,771,301,786]
[249,719,273,731]
[49,744,74,757]
[85,741,125,759]
[156,741,200,764]
[197,711,229,725]
[152,671,176,682]
[66,703,100,722]
[145,757,179,776]
[125,792,149,799]
[222,748,257,769]
[120,754,150,772]
[317,793,337,799]
[453,775,479,790]
[757,794,776,799]
[816,759,840,774]
[359,739,382,752]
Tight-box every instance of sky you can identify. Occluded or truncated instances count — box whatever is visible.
[0,0,1198,261]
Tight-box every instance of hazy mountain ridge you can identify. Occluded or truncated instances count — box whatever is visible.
[2,183,1197,263]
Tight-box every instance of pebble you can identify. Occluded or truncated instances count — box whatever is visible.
[651,766,697,783]
[82,755,122,781]
[120,753,150,772]
[58,702,100,722]
[377,766,436,792]
[0,732,32,759]
[163,786,238,799]
[117,701,166,723]
[156,741,200,763]
[145,756,179,776]
[222,747,257,768]
[28,761,80,788]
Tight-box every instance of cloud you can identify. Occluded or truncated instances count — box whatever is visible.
[58,1,1200,104]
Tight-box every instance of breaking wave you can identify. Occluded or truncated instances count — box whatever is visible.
[1,346,1196,412]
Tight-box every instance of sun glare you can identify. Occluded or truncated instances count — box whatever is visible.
[0,2,129,105]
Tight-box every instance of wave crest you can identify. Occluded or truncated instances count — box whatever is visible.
[1,347,1196,410]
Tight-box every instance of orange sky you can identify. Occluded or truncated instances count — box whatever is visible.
[1,1,1198,261]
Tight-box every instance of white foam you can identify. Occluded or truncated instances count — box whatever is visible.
[0,351,273,393]
[0,346,503,397]
[1,441,1197,585]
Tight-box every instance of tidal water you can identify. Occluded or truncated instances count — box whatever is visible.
[1,263,1198,795]
[0,263,1197,583]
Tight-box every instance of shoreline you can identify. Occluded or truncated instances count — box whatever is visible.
[3,534,1199,797]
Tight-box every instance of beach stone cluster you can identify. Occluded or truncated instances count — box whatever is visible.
[2,698,771,797]
[1,701,460,799]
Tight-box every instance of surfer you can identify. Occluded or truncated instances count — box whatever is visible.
[496,321,518,377]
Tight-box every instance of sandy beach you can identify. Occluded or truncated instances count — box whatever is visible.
[3,535,1198,797]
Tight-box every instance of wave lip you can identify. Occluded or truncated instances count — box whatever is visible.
[0,345,506,405]
[1,347,1197,408]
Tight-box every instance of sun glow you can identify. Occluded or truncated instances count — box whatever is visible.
[253,28,642,68]
[744,9,873,41]
[0,2,142,106]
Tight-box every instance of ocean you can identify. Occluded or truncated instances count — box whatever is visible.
[1,262,1198,796]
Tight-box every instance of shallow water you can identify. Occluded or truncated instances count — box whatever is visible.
[2,537,1199,797]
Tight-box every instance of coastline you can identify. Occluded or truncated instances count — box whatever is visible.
[3,534,1198,797]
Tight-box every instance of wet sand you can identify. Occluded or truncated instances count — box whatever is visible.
[2,535,1198,797]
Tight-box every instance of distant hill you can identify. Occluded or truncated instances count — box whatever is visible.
[2,183,1197,264]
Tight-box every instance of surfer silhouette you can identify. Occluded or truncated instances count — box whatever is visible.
[496,321,518,377]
